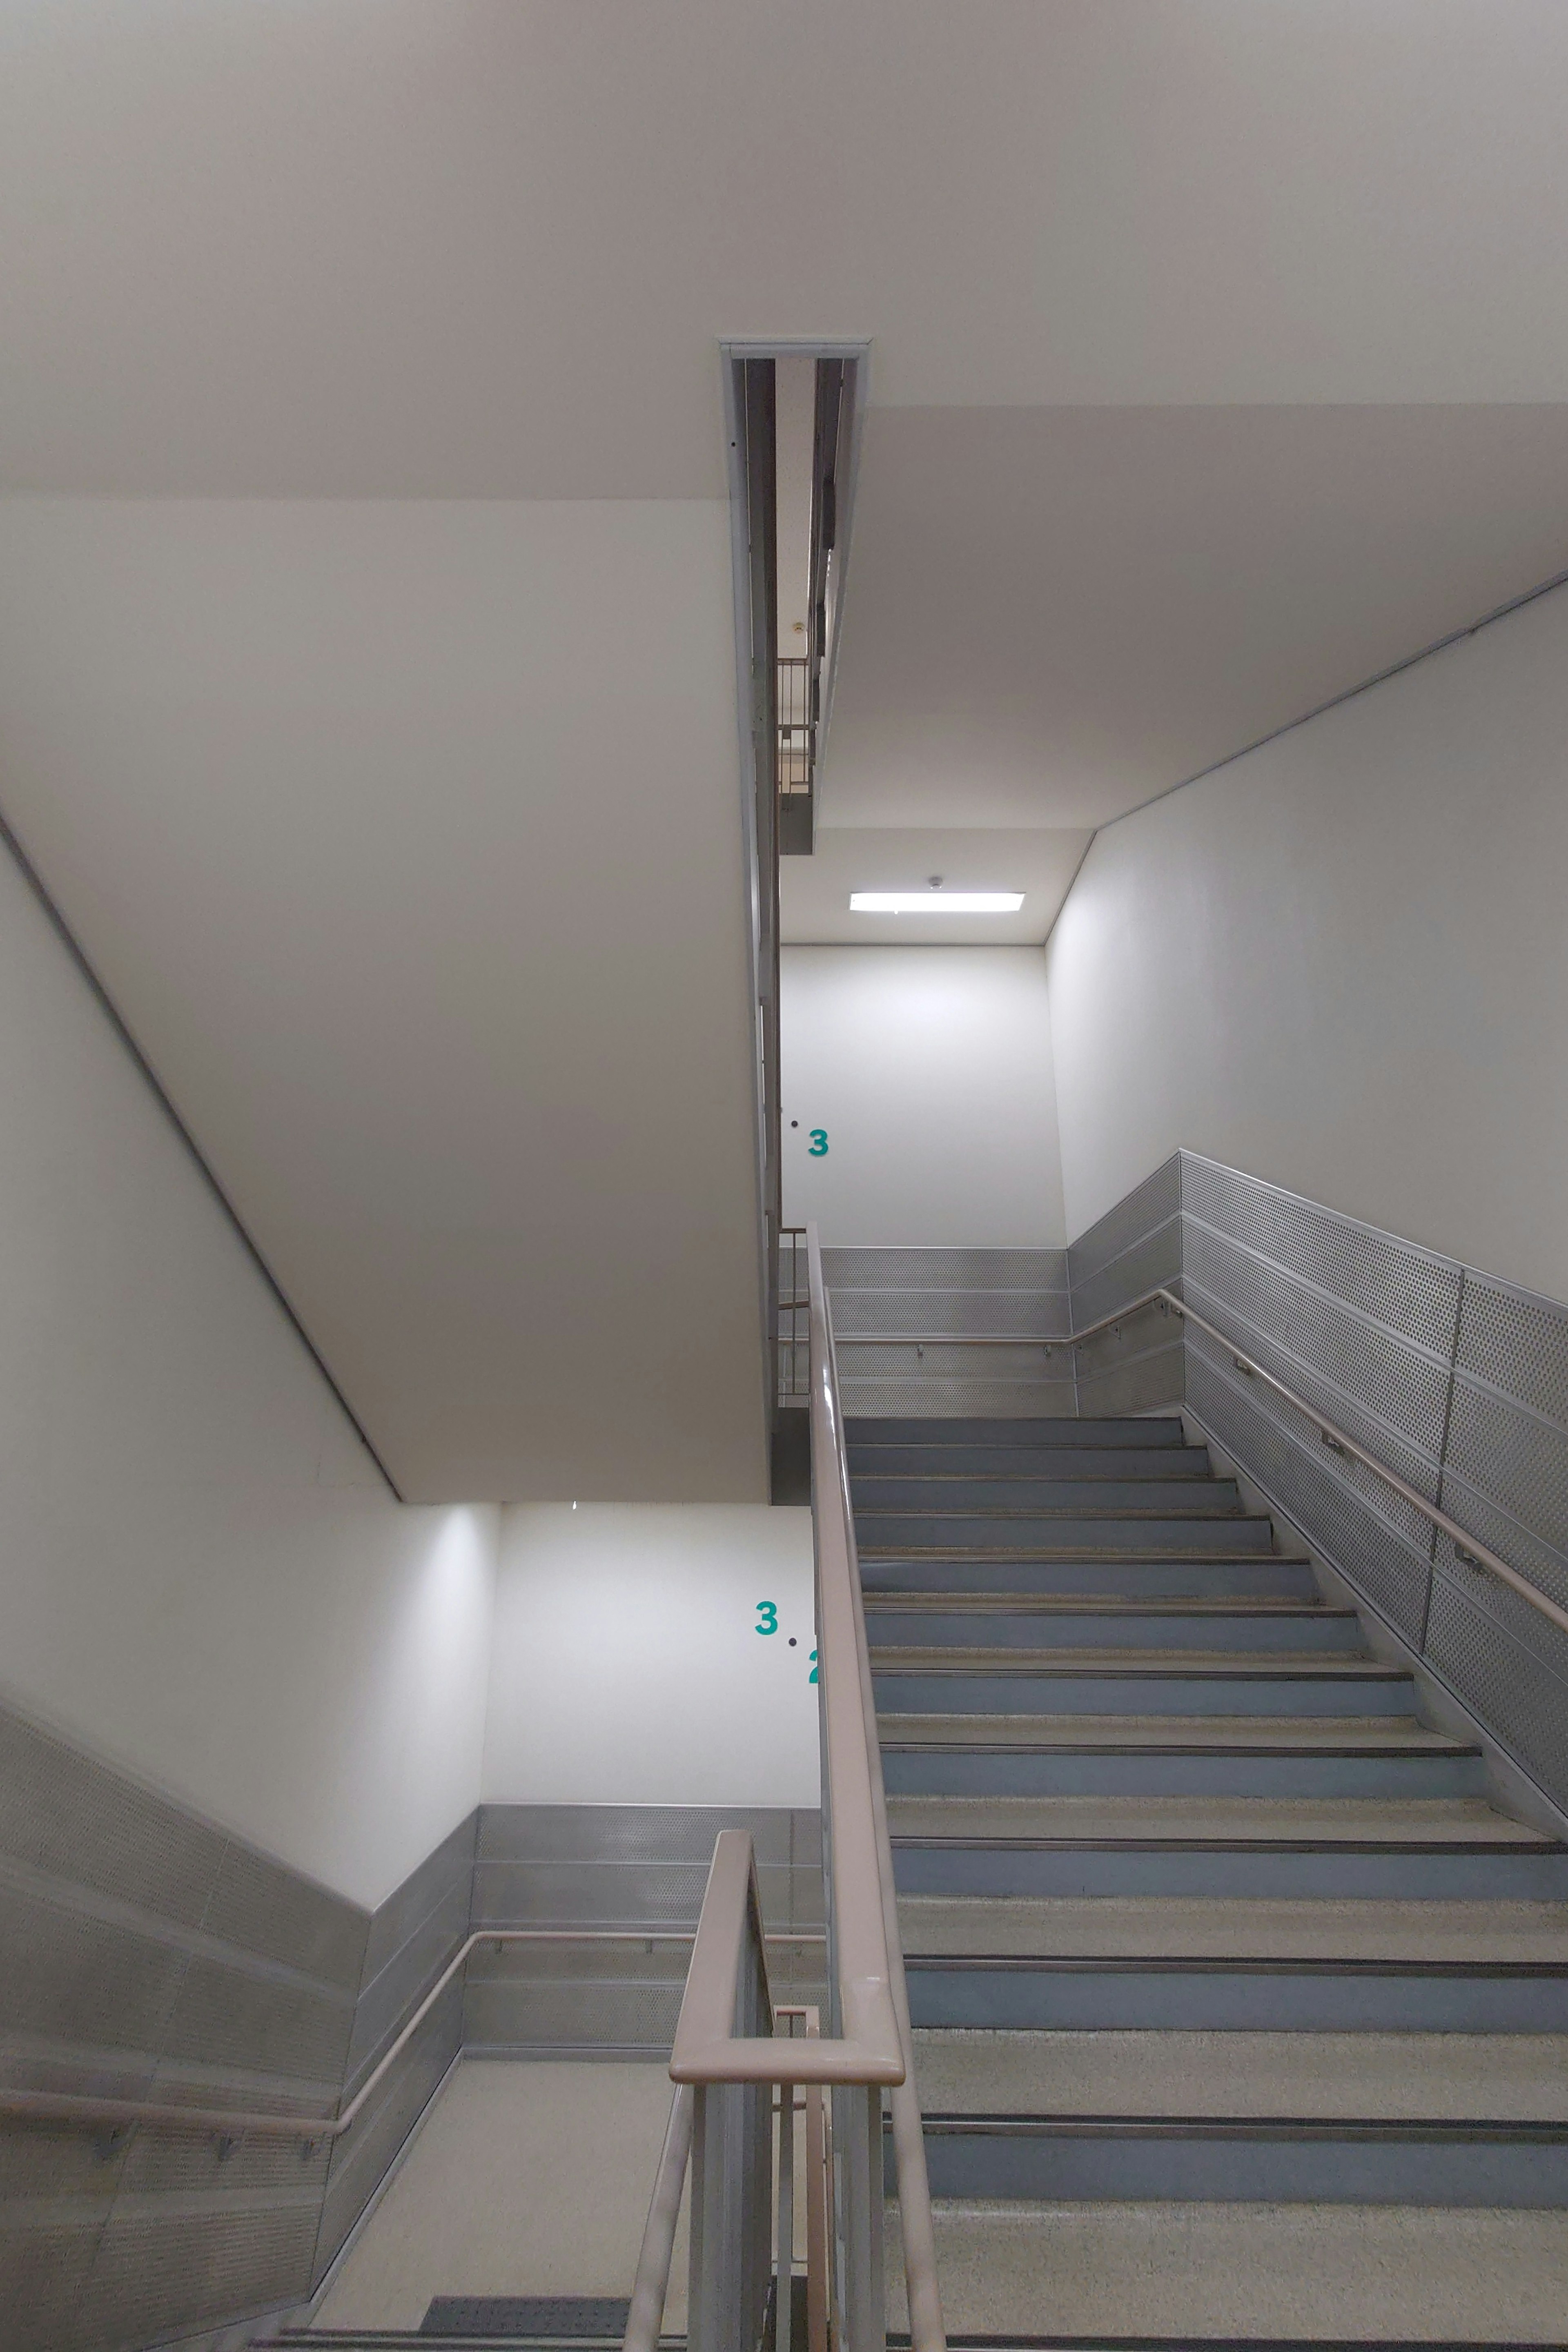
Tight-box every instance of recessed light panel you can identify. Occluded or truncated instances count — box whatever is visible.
[849,892,1025,914]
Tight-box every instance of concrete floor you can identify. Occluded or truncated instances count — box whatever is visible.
[314,2060,690,2332]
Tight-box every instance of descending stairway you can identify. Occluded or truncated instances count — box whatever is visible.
[854,1413,1568,2346]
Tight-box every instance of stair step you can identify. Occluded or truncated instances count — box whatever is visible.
[853,1478,1241,1511]
[892,1835,1568,1902]
[909,2115,1568,2205]
[848,1417,1188,1446]
[910,2029,1568,2118]
[849,1444,1216,1478]
[898,1895,1568,1962]
[882,1742,1488,1799]
[858,1516,1276,1555]
[862,1555,1320,1598]
[885,2199,1568,2341]
[906,1955,1568,2033]
[865,1604,1365,1655]
[874,1666,1418,1716]
[887,1798,1546,1843]
[879,1712,1466,1747]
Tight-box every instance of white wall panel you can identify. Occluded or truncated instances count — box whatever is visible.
[780,946,1065,1246]
[1048,584,1568,1302]
[485,1506,819,1808]
[0,841,496,1908]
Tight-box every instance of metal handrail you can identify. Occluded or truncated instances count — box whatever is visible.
[846,1283,1568,1642]
[628,1221,946,2352]
[0,1925,824,2148]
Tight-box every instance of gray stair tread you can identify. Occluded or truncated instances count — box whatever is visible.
[868,1598,1354,1617]
[887,1797,1552,1845]
[885,2200,1568,2341]
[878,1714,1467,1750]
[909,2031,1568,2120]
[872,1648,1394,1672]
[898,1896,1568,1961]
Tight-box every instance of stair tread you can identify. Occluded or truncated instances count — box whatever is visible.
[884,2200,1568,2341]
[877,1715,1468,1750]
[909,2031,1568,2121]
[898,1897,1568,1961]
[887,1797,1552,1845]
[868,1599,1354,1617]
[873,1649,1390,1672]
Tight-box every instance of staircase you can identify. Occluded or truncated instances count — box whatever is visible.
[853,1412,1568,2345]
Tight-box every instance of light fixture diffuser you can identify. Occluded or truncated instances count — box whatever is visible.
[849,892,1025,914]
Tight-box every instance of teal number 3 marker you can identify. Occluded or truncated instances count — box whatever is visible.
[755,1601,778,1635]
[808,1129,829,1157]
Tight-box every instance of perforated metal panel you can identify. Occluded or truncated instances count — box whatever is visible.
[838,1376,1078,1420]
[1186,1347,1433,1646]
[1088,1152,1568,1814]
[1182,1156,1462,1353]
[1183,1225,1450,1473]
[822,1247,1068,1293]
[1067,1155,1181,1290]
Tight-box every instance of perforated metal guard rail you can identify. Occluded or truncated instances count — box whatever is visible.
[0,1926,824,2148]
[847,1285,1568,1642]
[623,1221,947,2352]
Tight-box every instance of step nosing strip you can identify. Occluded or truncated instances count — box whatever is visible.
[890,1836,1563,1853]
[913,2115,1568,2141]
[902,1957,1568,1976]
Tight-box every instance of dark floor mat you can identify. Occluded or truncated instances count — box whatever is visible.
[420,2299,631,2339]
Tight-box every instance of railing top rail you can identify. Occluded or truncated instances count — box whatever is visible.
[834,1282,1568,1644]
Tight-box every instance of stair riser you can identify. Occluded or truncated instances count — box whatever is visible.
[857,1516,1273,1554]
[853,1478,1239,1511]
[862,1556,1319,1599]
[846,1417,1186,1445]
[906,1965,1568,2033]
[875,1672,1416,1716]
[882,1749,1488,1799]
[849,1446,1213,1478]
[905,2129,1568,2207]
[892,1846,1568,1900]
[867,1611,1363,1655]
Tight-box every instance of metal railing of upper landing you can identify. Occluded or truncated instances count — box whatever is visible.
[624,1222,946,2352]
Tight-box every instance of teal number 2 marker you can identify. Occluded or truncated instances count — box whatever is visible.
[808,1129,829,1157]
[808,1648,818,1683]
[755,1601,778,1635]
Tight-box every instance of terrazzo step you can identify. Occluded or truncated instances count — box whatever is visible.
[864,1603,1365,1655]
[848,1416,1188,1447]
[910,2029,1568,2120]
[852,1477,1243,1512]
[880,1738,1488,1800]
[890,1798,1568,1900]
[857,1515,1277,1556]
[884,2198,1568,2340]
[849,1443,1215,1479]
[873,1664,1418,1715]
[880,1713,1468,1748]
[898,1894,1568,1963]
[910,2114,1568,2207]
[861,1554,1319,1599]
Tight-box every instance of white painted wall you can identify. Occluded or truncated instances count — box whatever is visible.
[780,947,1065,1246]
[484,1507,819,1808]
[1047,584,1568,1301]
[0,840,497,1909]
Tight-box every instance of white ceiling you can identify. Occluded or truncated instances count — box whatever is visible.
[821,404,1568,831]
[0,500,768,1503]
[6,3,1568,1494]
[781,831,1091,947]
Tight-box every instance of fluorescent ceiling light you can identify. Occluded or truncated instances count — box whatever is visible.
[849,891,1025,915]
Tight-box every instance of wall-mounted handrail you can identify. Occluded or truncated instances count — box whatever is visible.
[0,1925,825,2149]
[844,1284,1568,1642]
